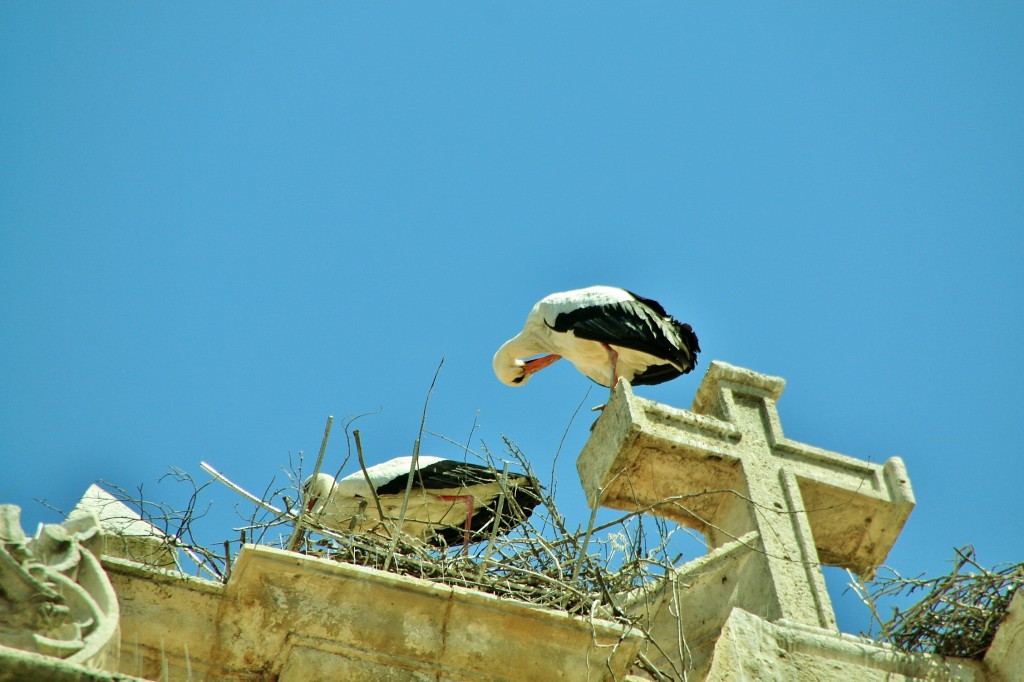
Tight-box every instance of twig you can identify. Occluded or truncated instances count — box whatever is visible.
[354,429,386,528]
[287,416,334,552]
[476,462,510,580]
[384,356,443,571]
[200,462,289,517]
[572,487,602,583]
[339,409,381,477]
[550,386,592,495]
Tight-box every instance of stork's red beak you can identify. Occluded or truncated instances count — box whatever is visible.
[523,354,561,375]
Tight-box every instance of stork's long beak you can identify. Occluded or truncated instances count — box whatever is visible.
[522,354,562,376]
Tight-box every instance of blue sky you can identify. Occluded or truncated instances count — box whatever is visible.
[2,4,1021,636]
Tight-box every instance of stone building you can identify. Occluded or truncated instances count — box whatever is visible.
[1,361,1020,681]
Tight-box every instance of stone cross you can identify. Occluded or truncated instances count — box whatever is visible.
[577,361,915,630]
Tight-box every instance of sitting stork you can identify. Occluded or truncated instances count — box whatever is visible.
[302,456,541,548]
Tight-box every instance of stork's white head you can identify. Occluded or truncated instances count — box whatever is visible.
[301,472,336,513]
[493,349,530,387]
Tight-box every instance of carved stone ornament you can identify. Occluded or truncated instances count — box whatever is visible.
[0,504,120,668]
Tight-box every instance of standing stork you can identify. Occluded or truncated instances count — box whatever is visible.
[302,456,541,548]
[493,286,700,390]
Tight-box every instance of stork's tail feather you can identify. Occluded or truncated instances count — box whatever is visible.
[671,319,701,372]
[675,323,700,366]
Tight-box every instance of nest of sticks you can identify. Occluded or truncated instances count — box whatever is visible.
[205,442,684,618]
[858,546,1023,659]
[282,441,681,619]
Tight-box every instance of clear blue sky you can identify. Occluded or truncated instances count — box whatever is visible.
[2,3,1021,636]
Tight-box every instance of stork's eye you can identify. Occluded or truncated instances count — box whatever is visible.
[512,375,524,384]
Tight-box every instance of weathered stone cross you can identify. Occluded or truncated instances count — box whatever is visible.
[577,361,915,630]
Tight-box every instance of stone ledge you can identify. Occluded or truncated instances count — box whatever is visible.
[706,608,987,682]
[106,544,643,681]
[0,645,150,682]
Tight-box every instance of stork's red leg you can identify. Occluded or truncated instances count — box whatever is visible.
[602,343,620,390]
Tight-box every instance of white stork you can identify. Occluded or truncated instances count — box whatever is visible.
[493,286,700,390]
[301,456,541,548]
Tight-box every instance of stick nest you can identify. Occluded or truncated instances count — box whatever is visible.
[865,546,1023,659]
[286,437,681,624]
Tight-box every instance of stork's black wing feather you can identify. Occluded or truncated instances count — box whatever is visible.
[548,297,700,374]
[374,460,505,495]
[624,290,671,317]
